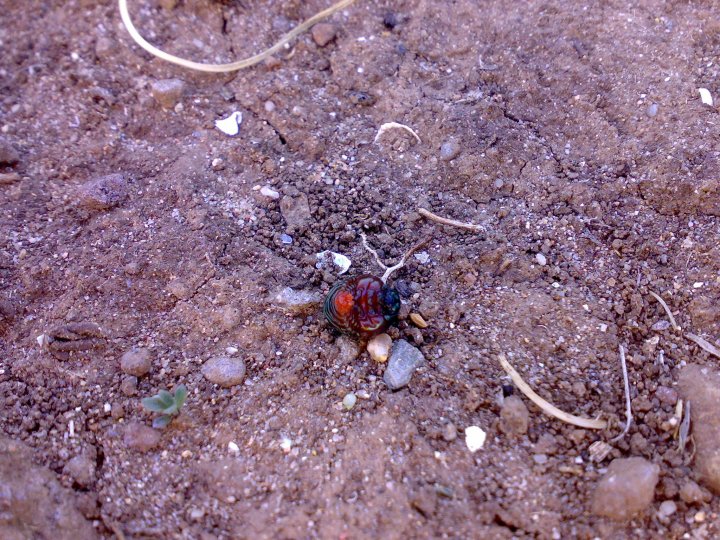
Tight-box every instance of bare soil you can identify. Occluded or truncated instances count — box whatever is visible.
[2,0,720,538]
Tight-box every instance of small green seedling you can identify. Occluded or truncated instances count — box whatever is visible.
[141,385,187,429]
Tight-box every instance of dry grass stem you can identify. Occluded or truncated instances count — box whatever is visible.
[498,354,607,430]
[418,207,484,232]
[685,333,720,359]
[374,122,422,144]
[610,344,633,442]
[650,291,680,331]
[119,0,357,73]
[360,233,432,283]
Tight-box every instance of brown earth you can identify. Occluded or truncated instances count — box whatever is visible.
[2,0,720,538]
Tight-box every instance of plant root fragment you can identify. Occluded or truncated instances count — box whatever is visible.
[498,354,607,430]
[418,207,484,232]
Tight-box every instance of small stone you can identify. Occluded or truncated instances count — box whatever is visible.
[367,333,392,363]
[591,457,660,520]
[533,453,548,465]
[348,91,375,106]
[409,313,428,328]
[679,364,720,493]
[64,454,96,487]
[658,500,677,517]
[0,138,19,165]
[150,78,186,109]
[651,320,671,331]
[655,386,678,406]
[228,441,240,453]
[536,253,547,266]
[123,422,161,452]
[260,185,280,199]
[311,23,336,47]
[383,339,425,390]
[695,510,706,522]
[646,103,659,117]
[120,347,152,377]
[280,233,293,245]
[679,480,705,504]
[159,0,177,9]
[280,192,312,227]
[77,173,128,210]
[273,287,322,314]
[442,422,457,442]
[439,139,461,161]
[95,37,113,60]
[499,395,529,436]
[120,375,138,396]
[465,425,486,452]
[342,393,357,410]
[337,335,360,363]
[202,356,246,388]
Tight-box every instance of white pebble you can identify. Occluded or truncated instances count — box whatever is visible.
[260,186,280,200]
[342,393,357,410]
[103,403,112,413]
[465,425,486,453]
[280,437,292,453]
[698,88,714,106]
[228,441,240,453]
[215,111,243,136]
[367,333,392,363]
[536,253,547,266]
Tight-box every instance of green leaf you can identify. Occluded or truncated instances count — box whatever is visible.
[162,403,179,415]
[173,385,188,409]
[153,415,173,429]
[141,397,167,413]
[158,390,175,407]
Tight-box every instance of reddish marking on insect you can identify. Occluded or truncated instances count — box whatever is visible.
[324,274,401,337]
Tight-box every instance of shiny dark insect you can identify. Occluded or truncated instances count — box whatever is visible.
[324,274,401,337]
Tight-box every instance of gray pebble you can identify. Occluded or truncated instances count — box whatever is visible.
[384,339,425,390]
[646,103,659,117]
[439,139,461,161]
[273,287,323,314]
[77,173,129,211]
[311,23,337,47]
[120,347,152,377]
[591,457,659,520]
[150,78,186,109]
[442,422,457,442]
[658,500,677,517]
[202,356,247,388]
[280,233,293,245]
[533,453,548,465]
[280,192,312,227]
[123,422,161,452]
[64,453,96,487]
[0,138,20,166]
[120,375,138,396]
[500,395,529,436]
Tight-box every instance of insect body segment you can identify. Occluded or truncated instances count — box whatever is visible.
[324,274,400,337]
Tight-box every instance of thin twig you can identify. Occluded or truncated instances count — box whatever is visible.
[360,233,431,283]
[360,232,387,271]
[498,354,607,429]
[374,122,422,144]
[610,345,633,442]
[685,333,720,359]
[649,291,680,331]
[678,400,691,453]
[118,0,357,73]
[418,207,484,232]
[381,236,431,283]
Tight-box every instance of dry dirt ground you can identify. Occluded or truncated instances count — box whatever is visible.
[2,0,720,538]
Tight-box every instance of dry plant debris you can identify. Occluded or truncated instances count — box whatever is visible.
[418,207,484,232]
[498,354,608,430]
